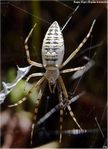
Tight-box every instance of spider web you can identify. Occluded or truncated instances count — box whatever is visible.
[1,1,107,148]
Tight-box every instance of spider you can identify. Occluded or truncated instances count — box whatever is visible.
[9,18,96,145]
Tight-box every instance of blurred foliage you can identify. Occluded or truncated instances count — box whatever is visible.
[31,1,41,59]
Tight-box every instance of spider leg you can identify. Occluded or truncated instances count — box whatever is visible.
[24,72,44,91]
[48,83,56,93]
[60,20,96,69]
[57,81,64,143]
[30,79,47,146]
[8,76,45,107]
[61,5,80,31]
[60,66,85,74]
[26,73,44,82]
[24,23,43,68]
[58,76,83,130]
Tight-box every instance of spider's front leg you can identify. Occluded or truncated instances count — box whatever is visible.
[57,82,64,143]
[58,76,83,131]
[8,76,45,107]
[30,78,47,146]
[24,23,43,68]
[24,72,44,91]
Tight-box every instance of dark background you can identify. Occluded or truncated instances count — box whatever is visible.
[1,1,107,148]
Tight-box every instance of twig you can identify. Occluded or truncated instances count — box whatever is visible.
[36,91,85,127]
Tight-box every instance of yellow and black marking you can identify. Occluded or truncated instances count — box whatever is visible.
[30,79,47,145]
[58,76,83,131]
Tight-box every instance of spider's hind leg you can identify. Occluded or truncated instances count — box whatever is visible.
[60,20,96,69]
[24,23,43,68]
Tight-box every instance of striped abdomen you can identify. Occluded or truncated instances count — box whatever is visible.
[42,21,64,68]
